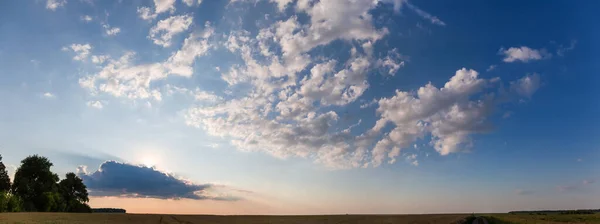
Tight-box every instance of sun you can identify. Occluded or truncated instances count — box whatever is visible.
[141,156,157,167]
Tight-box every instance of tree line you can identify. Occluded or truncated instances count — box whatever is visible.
[0,154,91,212]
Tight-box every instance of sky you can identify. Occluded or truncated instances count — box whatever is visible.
[0,0,599,215]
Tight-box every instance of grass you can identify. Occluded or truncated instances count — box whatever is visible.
[0,213,471,224]
[483,213,600,224]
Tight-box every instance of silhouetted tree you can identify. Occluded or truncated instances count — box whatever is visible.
[59,172,90,212]
[0,155,11,192]
[11,155,60,211]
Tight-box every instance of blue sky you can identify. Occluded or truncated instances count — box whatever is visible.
[0,0,599,214]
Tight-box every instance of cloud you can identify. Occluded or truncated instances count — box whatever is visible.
[91,55,110,64]
[103,24,121,36]
[405,2,446,26]
[42,92,56,98]
[514,189,534,195]
[182,0,203,7]
[78,22,214,101]
[377,48,406,76]
[86,101,104,109]
[557,40,576,56]
[510,73,540,99]
[81,15,93,22]
[78,161,237,200]
[63,44,92,61]
[583,180,595,185]
[46,0,66,11]
[71,1,540,170]
[486,65,496,72]
[557,179,595,192]
[137,0,176,21]
[149,15,193,47]
[500,46,549,63]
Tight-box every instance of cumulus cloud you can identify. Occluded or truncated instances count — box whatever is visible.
[78,161,236,200]
[81,15,93,22]
[63,44,92,61]
[103,24,121,36]
[510,73,540,99]
[137,0,176,21]
[46,0,66,11]
[149,15,193,47]
[74,0,540,170]
[91,55,110,64]
[178,1,541,169]
[377,48,406,76]
[500,46,549,63]
[182,0,203,7]
[79,22,214,101]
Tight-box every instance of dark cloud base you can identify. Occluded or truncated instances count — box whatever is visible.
[78,161,236,200]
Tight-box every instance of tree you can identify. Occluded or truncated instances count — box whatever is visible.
[11,155,60,211]
[0,155,11,192]
[59,172,90,212]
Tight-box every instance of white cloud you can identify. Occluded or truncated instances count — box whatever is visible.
[81,15,93,22]
[86,101,104,109]
[46,0,66,11]
[70,1,540,170]
[91,55,110,64]
[63,44,92,61]
[369,68,538,166]
[501,46,549,63]
[137,7,157,21]
[137,0,176,21]
[179,2,539,169]
[183,0,203,7]
[154,0,176,14]
[377,48,405,76]
[103,24,121,36]
[510,73,540,98]
[486,65,496,72]
[405,2,445,26]
[42,92,56,98]
[149,15,193,47]
[193,89,222,102]
[79,22,214,101]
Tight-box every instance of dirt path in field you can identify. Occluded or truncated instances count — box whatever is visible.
[472,217,488,224]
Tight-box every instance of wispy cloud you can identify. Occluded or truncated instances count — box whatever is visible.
[405,2,446,26]
[514,189,534,195]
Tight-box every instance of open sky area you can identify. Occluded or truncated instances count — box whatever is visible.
[0,0,599,215]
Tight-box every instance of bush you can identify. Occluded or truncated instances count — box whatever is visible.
[0,192,23,212]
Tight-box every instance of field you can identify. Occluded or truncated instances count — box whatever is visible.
[484,213,600,224]
[0,213,471,224]
[2,213,599,224]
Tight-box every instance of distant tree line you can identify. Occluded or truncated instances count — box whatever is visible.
[92,208,126,213]
[0,154,91,212]
[509,209,600,215]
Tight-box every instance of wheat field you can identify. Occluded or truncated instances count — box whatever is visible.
[0,213,471,224]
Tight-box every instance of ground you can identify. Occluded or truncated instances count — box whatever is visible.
[483,213,600,224]
[0,213,469,224]
[1,213,599,224]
